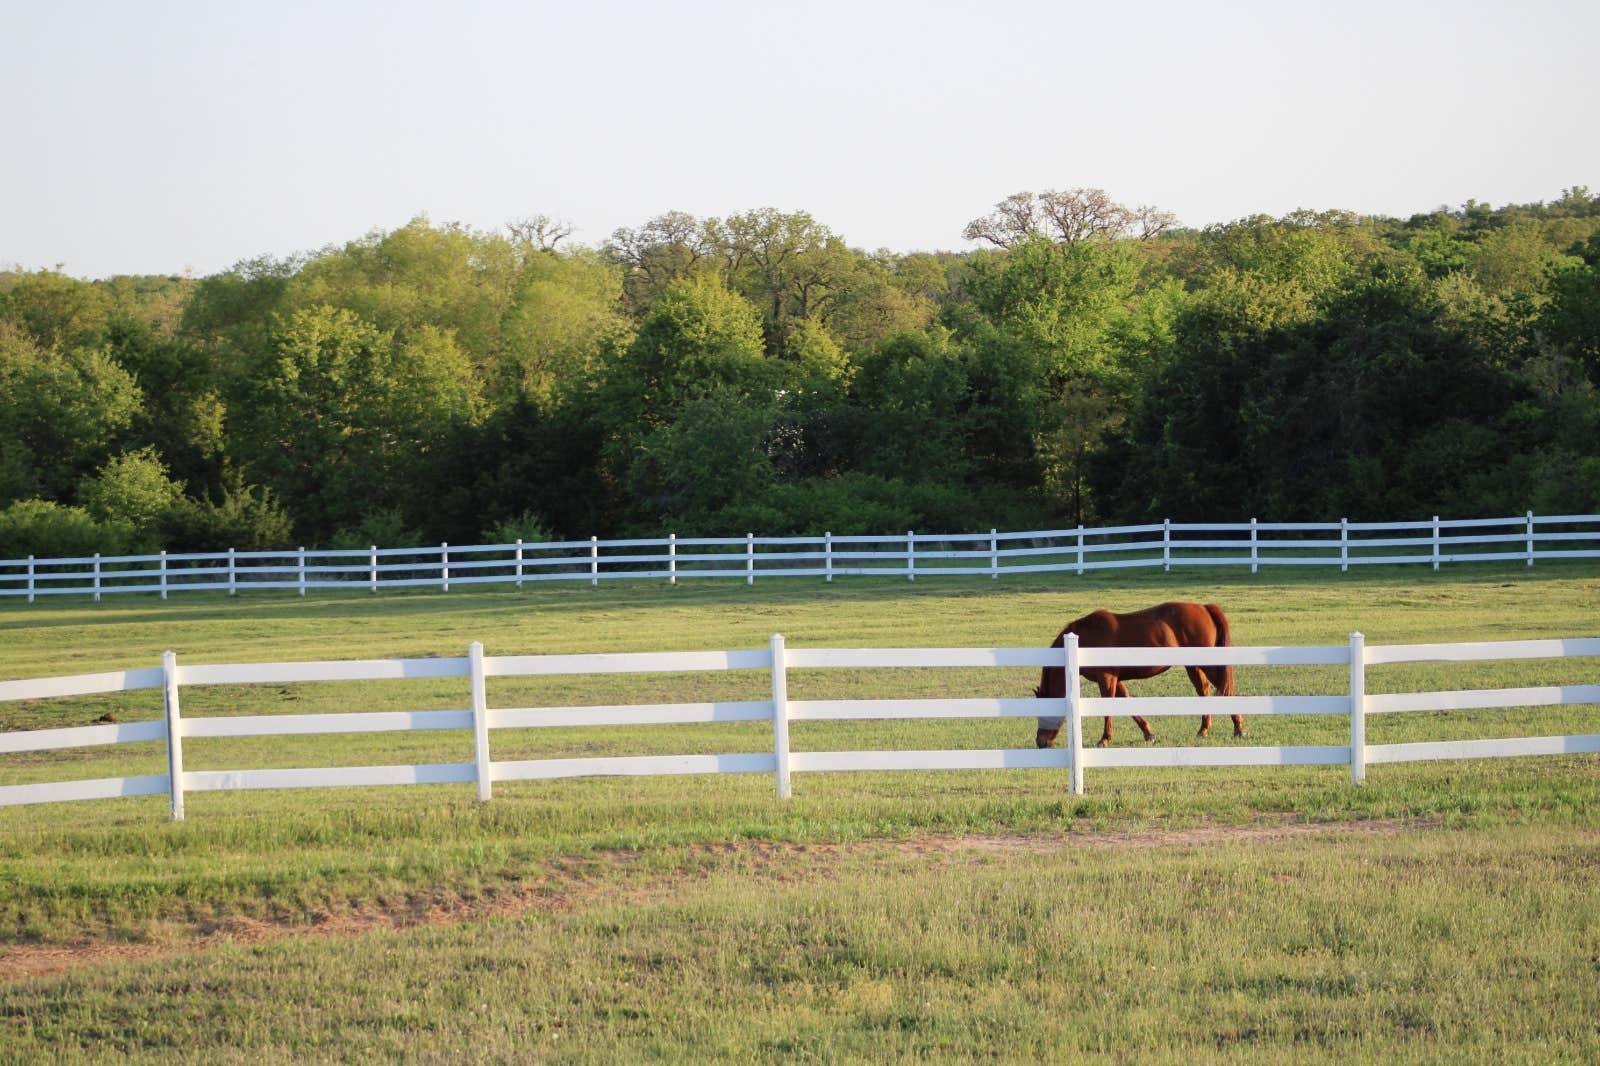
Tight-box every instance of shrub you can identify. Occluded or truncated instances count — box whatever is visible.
[160,481,294,552]
[481,511,555,546]
[77,447,185,552]
[0,499,132,559]
[330,507,422,550]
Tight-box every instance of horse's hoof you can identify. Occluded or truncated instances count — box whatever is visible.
[1096,738,1111,748]
[1234,728,1246,737]
[1196,729,1210,739]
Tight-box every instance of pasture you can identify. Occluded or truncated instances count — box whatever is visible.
[2,563,1598,1061]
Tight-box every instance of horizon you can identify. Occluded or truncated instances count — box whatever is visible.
[6,185,1594,283]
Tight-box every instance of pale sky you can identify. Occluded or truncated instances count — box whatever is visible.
[5,0,1597,279]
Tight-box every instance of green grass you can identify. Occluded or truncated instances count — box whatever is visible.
[4,826,1598,1063]
[2,563,1598,1059]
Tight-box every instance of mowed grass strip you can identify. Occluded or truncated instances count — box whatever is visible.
[2,825,1597,1063]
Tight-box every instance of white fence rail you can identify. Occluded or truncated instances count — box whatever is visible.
[3,513,1598,602]
[3,635,1598,817]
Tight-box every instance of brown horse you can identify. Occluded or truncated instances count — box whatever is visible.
[1033,601,1243,748]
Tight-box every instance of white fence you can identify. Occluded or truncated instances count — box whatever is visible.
[3,635,1597,818]
[3,512,1598,601]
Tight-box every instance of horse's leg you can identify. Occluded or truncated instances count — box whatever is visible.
[1096,675,1117,747]
[1186,667,1213,737]
[1200,663,1244,736]
[1122,680,1155,742]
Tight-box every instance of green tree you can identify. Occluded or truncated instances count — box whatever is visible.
[77,447,186,549]
[964,237,1141,377]
[605,211,725,313]
[0,323,143,504]
[179,254,299,354]
[1542,263,1600,384]
[598,275,777,442]
[284,217,521,365]
[105,315,228,496]
[0,269,112,350]
[1097,261,1520,521]
[825,257,937,354]
[230,306,479,539]
[628,387,778,526]
[850,331,972,484]
[1470,219,1581,301]
[721,208,859,345]
[780,318,852,393]
[960,236,1157,521]
[499,248,633,403]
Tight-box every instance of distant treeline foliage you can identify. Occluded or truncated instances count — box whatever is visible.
[2,189,1598,558]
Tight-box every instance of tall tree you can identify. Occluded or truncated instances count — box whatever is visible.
[229,306,479,539]
[597,275,776,440]
[963,189,1177,249]
[605,211,725,314]
[498,248,632,404]
[0,323,143,504]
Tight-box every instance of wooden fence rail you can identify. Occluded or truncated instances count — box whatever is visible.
[2,513,1598,601]
[3,636,1597,818]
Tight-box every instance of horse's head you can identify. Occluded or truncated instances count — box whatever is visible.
[1034,681,1064,748]
[1033,627,1072,747]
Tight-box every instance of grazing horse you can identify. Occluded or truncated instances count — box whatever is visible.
[1033,601,1243,748]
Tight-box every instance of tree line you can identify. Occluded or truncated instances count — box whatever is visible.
[2,187,1598,558]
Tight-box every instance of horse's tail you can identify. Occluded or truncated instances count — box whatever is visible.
[1204,603,1235,696]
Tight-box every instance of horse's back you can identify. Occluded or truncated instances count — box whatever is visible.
[1069,601,1223,649]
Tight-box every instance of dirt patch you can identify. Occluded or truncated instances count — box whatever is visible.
[0,816,1431,985]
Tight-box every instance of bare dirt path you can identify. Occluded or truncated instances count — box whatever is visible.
[0,816,1430,985]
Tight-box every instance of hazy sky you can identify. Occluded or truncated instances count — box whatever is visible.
[5,0,1597,279]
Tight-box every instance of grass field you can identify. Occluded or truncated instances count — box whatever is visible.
[2,563,1598,1061]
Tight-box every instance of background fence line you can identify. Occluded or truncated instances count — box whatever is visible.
[3,635,1597,818]
[3,511,1598,602]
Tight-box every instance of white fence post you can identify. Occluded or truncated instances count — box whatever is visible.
[1432,516,1441,571]
[227,547,237,597]
[669,534,676,586]
[907,531,915,582]
[746,533,754,586]
[590,536,599,587]
[1163,518,1171,572]
[1340,517,1348,573]
[470,641,491,803]
[825,532,833,583]
[441,542,450,593]
[1349,631,1366,785]
[990,529,999,579]
[297,547,306,597]
[1526,511,1535,568]
[516,539,524,589]
[369,546,378,593]
[1067,632,1083,796]
[1250,517,1259,574]
[26,555,34,605]
[159,550,169,600]
[1076,525,1084,576]
[771,633,791,800]
[93,552,101,603]
[163,649,185,822]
